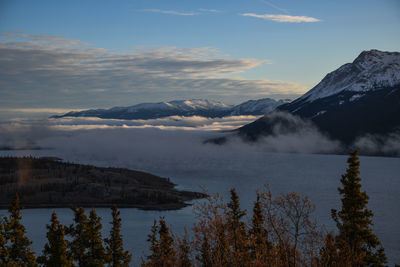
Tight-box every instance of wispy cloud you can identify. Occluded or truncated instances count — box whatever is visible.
[0,32,306,108]
[142,9,197,16]
[198,8,220,13]
[241,13,320,23]
[0,108,86,113]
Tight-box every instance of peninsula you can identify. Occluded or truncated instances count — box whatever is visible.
[0,157,205,210]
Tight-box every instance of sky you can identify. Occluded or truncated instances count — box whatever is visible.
[0,0,399,112]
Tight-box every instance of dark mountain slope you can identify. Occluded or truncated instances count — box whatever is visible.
[236,50,400,145]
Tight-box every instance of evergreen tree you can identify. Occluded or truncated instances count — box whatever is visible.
[157,217,176,266]
[146,220,159,262]
[227,188,248,264]
[250,193,266,246]
[37,211,74,267]
[176,229,191,267]
[145,217,176,266]
[249,193,272,264]
[318,233,341,267]
[227,189,246,234]
[0,219,11,265]
[331,150,387,266]
[3,193,37,266]
[105,205,131,267]
[68,206,89,266]
[86,208,106,267]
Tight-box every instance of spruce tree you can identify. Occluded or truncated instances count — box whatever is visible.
[86,208,106,267]
[105,205,131,267]
[176,229,191,267]
[157,217,176,265]
[331,150,387,266]
[0,219,11,265]
[146,220,160,262]
[250,193,266,246]
[37,211,73,267]
[318,233,341,267]
[3,193,37,266]
[145,217,176,266]
[249,193,271,263]
[227,188,248,264]
[68,206,89,266]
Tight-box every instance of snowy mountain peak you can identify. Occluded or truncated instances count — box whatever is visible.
[229,98,289,115]
[168,99,232,110]
[353,49,400,70]
[299,50,400,102]
[52,98,287,120]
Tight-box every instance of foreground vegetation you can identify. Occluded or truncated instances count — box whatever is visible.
[0,157,205,210]
[0,151,390,266]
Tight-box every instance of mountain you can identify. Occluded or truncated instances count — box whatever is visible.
[228,98,291,116]
[52,98,287,120]
[237,50,400,144]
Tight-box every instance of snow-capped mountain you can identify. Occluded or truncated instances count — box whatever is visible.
[52,98,286,120]
[299,49,400,103]
[236,50,400,144]
[229,98,290,116]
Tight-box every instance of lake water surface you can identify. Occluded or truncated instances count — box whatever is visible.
[1,148,399,265]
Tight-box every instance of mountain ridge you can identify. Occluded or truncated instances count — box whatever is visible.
[231,49,400,148]
[298,49,400,103]
[52,98,290,120]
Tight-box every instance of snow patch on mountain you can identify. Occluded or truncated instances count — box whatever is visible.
[349,94,364,102]
[124,99,232,112]
[169,99,232,110]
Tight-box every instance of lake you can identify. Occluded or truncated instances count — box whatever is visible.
[1,148,399,265]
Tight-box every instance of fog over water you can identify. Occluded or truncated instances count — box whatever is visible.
[0,117,399,264]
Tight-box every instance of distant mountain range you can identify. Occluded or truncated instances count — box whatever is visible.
[237,49,400,145]
[52,98,291,120]
[53,49,400,151]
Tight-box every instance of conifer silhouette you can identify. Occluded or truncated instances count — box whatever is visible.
[331,150,387,266]
[38,211,73,266]
[2,194,37,266]
[105,205,131,267]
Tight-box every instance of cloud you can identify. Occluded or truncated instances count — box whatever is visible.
[352,132,400,157]
[198,8,220,13]
[2,113,400,157]
[0,115,260,150]
[233,111,342,154]
[47,115,260,132]
[142,9,197,16]
[0,115,337,162]
[0,120,58,149]
[0,114,260,152]
[0,108,86,113]
[0,32,306,108]
[241,13,320,23]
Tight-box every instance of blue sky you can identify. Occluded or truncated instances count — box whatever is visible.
[0,0,399,110]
